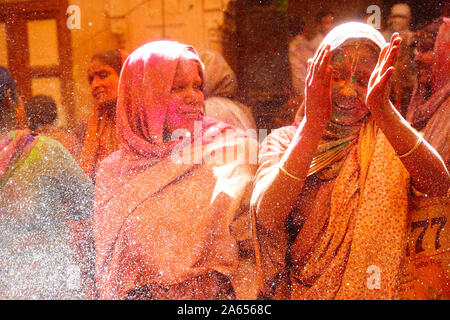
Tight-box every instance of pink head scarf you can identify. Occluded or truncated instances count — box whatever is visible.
[116,41,207,159]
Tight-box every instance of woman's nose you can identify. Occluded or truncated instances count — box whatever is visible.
[340,80,357,96]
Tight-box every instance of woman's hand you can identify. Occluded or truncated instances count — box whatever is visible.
[366,33,402,113]
[304,44,332,130]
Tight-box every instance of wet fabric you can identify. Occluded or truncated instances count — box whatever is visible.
[0,130,94,299]
[252,123,410,300]
[252,23,413,300]
[396,195,450,299]
[200,49,256,131]
[93,41,259,300]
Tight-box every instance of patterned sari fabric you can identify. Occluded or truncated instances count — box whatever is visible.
[0,130,94,299]
[93,41,259,300]
[251,23,416,300]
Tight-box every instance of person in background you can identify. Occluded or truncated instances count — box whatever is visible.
[284,11,335,128]
[398,17,450,300]
[25,94,82,159]
[0,66,26,130]
[79,49,128,183]
[289,11,335,99]
[382,3,417,116]
[383,3,413,41]
[251,22,449,300]
[199,49,256,131]
[288,16,307,99]
[272,16,307,128]
[406,17,449,166]
[93,40,259,300]
[0,70,96,299]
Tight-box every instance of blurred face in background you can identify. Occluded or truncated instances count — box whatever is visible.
[330,40,379,126]
[414,32,436,85]
[88,58,120,111]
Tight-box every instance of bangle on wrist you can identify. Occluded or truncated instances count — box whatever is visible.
[279,165,305,182]
[396,137,422,159]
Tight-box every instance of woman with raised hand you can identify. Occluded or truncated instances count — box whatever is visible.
[93,41,258,300]
[251,22,449,300]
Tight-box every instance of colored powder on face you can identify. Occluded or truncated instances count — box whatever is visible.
[351,71,362,84]
[335,53,344,67]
